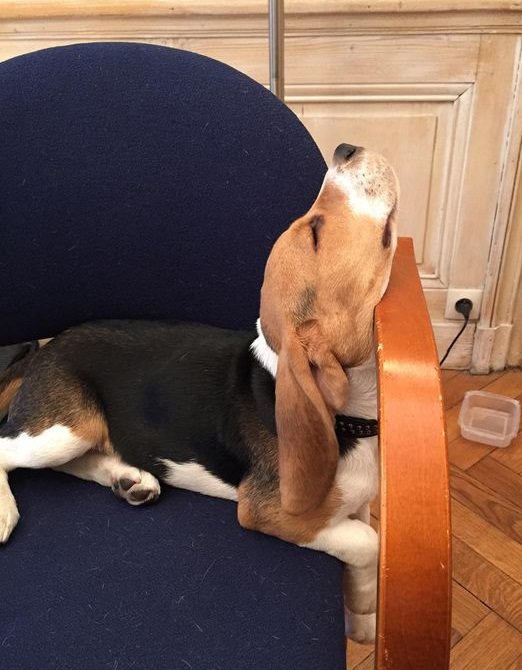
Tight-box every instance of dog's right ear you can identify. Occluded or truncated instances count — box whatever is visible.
[275,331,341,515]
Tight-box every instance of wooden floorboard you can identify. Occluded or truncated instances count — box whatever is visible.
[450,581,489,646]
[452,537,522,632]
[448,435,495,470]
[491,430,522,474]
[451,497,522,584]
[350,368,522,669]
[467,457,522,508]
[442,371,503,410]
[449,612,522,669]
[346,640,374,668]
[450,465,522,543]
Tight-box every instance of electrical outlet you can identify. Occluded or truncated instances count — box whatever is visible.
[444,289,483,320]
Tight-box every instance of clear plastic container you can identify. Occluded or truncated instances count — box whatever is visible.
[458,390,520,448]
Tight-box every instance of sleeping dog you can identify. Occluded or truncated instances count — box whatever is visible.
[0,143,398,643]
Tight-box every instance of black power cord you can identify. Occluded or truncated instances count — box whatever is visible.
[439,299,473,367]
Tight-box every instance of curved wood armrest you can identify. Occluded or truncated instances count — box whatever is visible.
[374,238,451,669]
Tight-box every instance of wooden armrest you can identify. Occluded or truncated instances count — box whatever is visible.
[374,238,451,669]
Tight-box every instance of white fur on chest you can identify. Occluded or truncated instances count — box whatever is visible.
[332,357,380,521]
[332,437,378,523]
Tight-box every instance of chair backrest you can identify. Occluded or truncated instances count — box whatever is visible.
[0,42,326,344]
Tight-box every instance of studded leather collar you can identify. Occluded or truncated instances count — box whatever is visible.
[335,415,379,439]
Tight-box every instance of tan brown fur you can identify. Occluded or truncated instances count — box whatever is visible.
[0,351,37,418]
[0,378,22,417]
[69,415,111,452]
[238,406,343,544]
[238,476,343,545]
[258,147,398,518]
[260,180,395,368]
[6,364,111,453]
[275,331,342,515]
[24,405,111,453]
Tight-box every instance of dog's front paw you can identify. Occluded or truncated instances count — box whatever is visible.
[345,576,377,614]
[0,494,20,543]
[346,588,377,615]
[345,611,376,644]
[112,470,160,506]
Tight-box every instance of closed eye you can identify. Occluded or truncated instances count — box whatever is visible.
[310,215,324,250]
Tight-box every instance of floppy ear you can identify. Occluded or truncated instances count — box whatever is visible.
[276,332,346,515]
[313,359,348,413]
[298,320,349,413]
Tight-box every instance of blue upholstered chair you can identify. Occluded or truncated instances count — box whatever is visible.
[0,43,347,669]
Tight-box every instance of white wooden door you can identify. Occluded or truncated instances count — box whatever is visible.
[285,34,522,369]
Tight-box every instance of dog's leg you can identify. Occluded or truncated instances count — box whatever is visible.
[55,452,160,506]
[343,501,377,642]
[303,519,378,613]
[238,482,378,643]
[0,423,93,542]
[306,520,378,644]
[0,469,19,544]
[353,502,371,525]
[304,518,378,645]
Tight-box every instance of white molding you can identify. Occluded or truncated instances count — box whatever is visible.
[1,2,522,37]
[471,325,497,374]
[437,84,475,294]
[471,38,522,372]
[286,83,470,104]
[489,324,514,371]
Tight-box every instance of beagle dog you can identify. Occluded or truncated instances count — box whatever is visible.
[0,144,398,644]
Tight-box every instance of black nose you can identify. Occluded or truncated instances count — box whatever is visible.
[333,143,359,165]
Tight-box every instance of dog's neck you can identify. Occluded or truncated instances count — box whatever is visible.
[250,319,377,420]
[250,319,279,377]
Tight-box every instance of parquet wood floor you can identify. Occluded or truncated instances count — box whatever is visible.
[349,369,522,669]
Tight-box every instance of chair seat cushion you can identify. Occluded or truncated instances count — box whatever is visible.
[0,469,346,669]
[0,42,345,668]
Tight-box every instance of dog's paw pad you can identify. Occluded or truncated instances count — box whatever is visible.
[119,477,137,492]
[112,471,160,506]
[129,487,154,502]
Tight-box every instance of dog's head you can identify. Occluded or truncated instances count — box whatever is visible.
[260,144,399,515]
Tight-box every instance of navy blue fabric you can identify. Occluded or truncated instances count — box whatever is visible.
[0,470,345,669]
[0,42,326,345]
[0,43,345,669]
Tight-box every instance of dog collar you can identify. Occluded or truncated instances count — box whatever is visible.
[335,415,379,439]
[252,320,379,443]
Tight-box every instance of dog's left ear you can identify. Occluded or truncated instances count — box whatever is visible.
[299,321,349,413]
[276,326,348,516]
